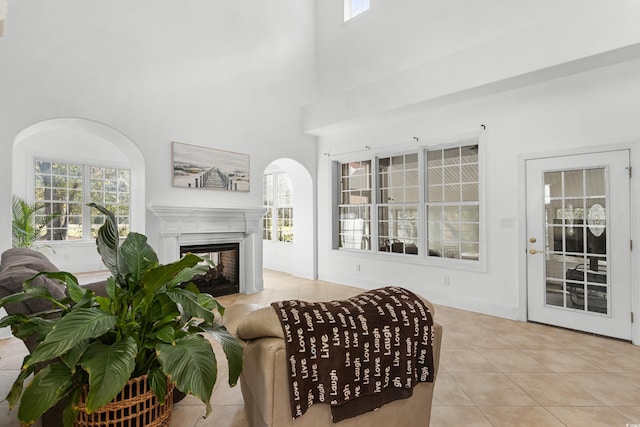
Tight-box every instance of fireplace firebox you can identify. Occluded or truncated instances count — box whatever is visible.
[180,243,240,297]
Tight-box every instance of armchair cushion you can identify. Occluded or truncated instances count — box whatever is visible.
[236,306,284,340]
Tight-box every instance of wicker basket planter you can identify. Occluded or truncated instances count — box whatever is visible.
[74,375,174,427]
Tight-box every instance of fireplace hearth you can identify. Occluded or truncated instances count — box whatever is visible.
[180,243,239,297]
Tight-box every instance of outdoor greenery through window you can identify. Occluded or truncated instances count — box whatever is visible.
[263,170,293,242]
[336,139,480,262]
[34,160,131,241]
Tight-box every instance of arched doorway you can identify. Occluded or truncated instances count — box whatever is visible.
[262,158,316,279]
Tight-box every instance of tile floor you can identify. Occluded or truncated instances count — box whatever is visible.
[2,269,640,426]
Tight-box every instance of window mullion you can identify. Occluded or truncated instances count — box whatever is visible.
[372,155,380,252]
[418,149,426,258]
[83,164,91,240]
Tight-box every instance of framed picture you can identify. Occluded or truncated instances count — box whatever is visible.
[172,141,250,192]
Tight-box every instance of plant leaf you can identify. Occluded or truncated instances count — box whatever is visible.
[27,271,88,303]
[166,288,214,324]
[119,232,158,285]
[141,254,202,296]
[204,323,244,386]
[6,316,55,342]
[154,325,175,344]
[17,362,74,425]
[60,339,90,371]
[79,337,137,413]
[148,367,168,404]
[156,334,216,415]
[63,387,83,427]
[88,203,120,277]
[26,308,117,367]
[0,283,64,312]
[167,263,210,288]
[5,356,34,408]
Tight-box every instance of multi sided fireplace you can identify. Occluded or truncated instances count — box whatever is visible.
[147,205,267,295]
[180,243,240,297]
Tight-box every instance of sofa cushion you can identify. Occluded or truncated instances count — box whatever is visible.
[0,248,59,274]
[0,248,65,316]
[0,266,66,315]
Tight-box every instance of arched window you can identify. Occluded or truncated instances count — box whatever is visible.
[263,169,293,243]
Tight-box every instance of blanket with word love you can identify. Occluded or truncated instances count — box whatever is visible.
[271,286,435,423]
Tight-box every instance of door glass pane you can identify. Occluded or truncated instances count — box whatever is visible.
[544,168,608,314]
[545,171,563,198]
[585,169,605,196]
[564,170,583,197]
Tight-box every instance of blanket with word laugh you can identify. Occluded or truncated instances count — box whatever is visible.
[271,286,435,423]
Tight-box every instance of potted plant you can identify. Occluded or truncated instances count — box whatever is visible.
[0,203,243,426]
[11,195,61,249]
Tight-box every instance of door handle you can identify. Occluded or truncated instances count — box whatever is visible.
[529,249,541,255]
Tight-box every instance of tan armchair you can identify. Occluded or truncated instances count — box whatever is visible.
[223,297,442,427]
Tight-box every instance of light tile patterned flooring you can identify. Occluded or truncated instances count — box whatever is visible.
[2,269,640,426]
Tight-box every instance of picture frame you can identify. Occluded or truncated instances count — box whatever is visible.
[172,141,250,192]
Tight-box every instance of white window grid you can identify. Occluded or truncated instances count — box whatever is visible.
[263,171,293,243]
[334,138,481,264]
[338,160,372,250]
[34,160,131,241]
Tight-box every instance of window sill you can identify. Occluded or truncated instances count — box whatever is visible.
[333,247,487,273]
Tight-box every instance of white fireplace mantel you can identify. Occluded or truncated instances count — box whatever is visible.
[147,204,267,294]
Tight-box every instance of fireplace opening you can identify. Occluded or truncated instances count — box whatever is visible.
[180,243,240,297]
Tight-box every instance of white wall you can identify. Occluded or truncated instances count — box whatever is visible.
[315,58,640,320]
[0,1,317,269]
[310,0,640,325]
[308,0,640,133]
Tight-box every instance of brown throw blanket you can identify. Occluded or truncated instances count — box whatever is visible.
[271,286,435,423]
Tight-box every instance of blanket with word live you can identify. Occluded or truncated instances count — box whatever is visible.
[271,286,435,423]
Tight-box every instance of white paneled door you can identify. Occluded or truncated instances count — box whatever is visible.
[526,150,631,340]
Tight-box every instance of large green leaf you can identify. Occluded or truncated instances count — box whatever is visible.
[119,232,158,285]
[148,367,168,404]
[88,203,120,277]
[167,263,210,288]
[154,325,175,344]
[60,339,90,371]
[156,334,216,414]
[141,254,202,296]
[0,312,28,328]
[0,283,66,312]
[204,323,243,386]
[166,288,214,324]
[26,271,88,303]
[5,356,34,408]
[26,308,117,367]
[5,316,55,342]
[63,387,83,427]
[17,362,75,425]
[79,337,137,413]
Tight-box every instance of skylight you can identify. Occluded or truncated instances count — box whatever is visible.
[344,0,370,22]
[0,0,7,37]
